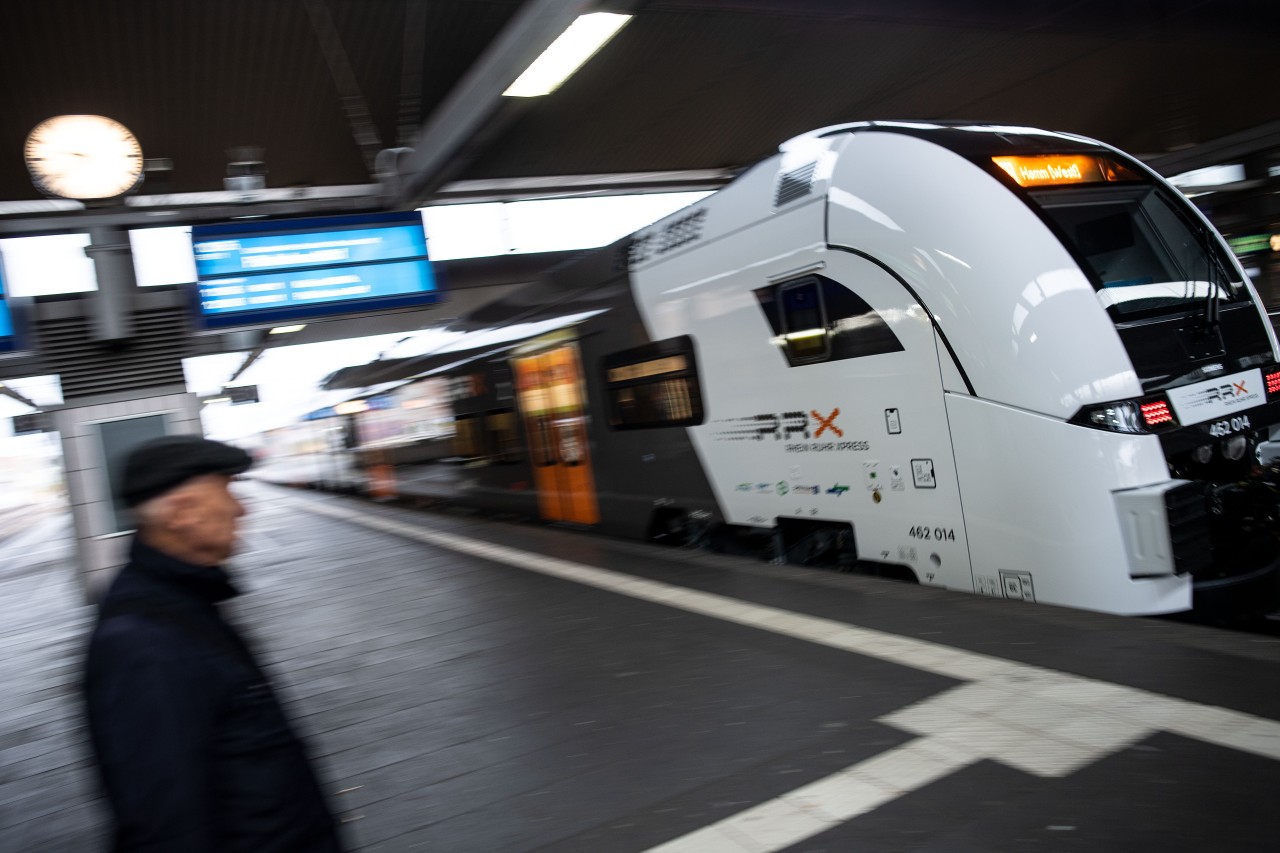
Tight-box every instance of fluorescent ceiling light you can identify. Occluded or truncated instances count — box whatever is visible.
[269,324,307,335]
[504,12,632,98]
[1169,163,1245,190]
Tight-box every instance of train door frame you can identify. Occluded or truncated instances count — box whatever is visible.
[511,331,601,526]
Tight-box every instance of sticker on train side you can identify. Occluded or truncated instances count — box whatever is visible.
[712,408,870,453]
[619,208,708,268]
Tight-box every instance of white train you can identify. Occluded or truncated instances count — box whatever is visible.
[318,121,1280,618]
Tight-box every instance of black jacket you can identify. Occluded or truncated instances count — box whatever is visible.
[84,538,344,853]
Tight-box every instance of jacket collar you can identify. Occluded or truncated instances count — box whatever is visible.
[126,536,240,605]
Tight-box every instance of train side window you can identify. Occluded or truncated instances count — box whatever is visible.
[485,409,522,463]
[755,274,905,367]
[454,414,486,458]
[779,278,830,363]
[603,335,704,430]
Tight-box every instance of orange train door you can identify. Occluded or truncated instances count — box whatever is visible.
[512,342,600,525]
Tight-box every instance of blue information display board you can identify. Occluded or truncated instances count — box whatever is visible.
[190,210,439,330]
[0,260,16,352]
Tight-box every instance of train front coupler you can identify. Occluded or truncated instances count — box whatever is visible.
[1195,463,1280,620]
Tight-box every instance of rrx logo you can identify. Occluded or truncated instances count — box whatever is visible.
[1193,380,1249,405]
[751,408,843,441]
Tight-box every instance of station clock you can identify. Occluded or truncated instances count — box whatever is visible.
[24,115,144,200]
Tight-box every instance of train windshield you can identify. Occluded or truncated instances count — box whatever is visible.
[1027,185,1245,319]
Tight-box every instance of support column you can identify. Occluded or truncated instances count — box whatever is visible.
[55,390,203,603]
[82,225,137,343]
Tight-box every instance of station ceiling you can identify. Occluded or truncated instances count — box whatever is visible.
[2,0,1278,208]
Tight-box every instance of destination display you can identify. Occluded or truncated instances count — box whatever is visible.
[992,154,1141,188]
[190,211,439,330]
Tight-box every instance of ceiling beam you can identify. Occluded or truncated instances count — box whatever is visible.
[0,384,39,410]
[397,0,430,148]
[430,169,738,204]
[304,0,383,177]
[228,346,266,385]
[390,0,600,210]
[1143,121,1280,177]
[0,186,383,235]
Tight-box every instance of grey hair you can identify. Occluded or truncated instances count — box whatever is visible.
[130,475,218,529]
[131,490,182,530]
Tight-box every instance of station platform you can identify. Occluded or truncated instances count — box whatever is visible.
[3,480,1280,851]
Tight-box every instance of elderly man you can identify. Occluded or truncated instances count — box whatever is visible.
[84,435,344,852]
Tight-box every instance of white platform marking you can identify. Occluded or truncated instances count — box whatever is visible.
[291,495,1280,852]
[647,736,973,853]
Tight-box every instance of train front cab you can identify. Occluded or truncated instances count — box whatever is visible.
[820,126,1280,617]
[1020,154,1280,619]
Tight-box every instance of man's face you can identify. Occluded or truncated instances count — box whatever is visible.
[174,474,246,565]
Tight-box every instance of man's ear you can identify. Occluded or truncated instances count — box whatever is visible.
[165,490,199,530]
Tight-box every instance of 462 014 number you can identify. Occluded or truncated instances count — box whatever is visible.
[1207,415,1250,438]
[909,526,956,541]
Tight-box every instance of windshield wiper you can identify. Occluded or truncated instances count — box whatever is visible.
[1204,266,1221,331]
[1193,223,1223,333]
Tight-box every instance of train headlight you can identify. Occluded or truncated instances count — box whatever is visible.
[1223,434,1249,461]
[1086,403,1143,433]
[1073,394,1179,434]
[1192,445,1214,464]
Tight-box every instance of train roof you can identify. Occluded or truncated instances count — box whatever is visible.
[323,119,1139,393]
[782,121,1114,158]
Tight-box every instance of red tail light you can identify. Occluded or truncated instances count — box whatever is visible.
[1140,399,1174,427]
[1266,369,1280,396]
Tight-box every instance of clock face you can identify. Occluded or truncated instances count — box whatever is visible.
[24,115,144,200]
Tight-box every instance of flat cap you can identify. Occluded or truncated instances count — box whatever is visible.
[120,435,254,507]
